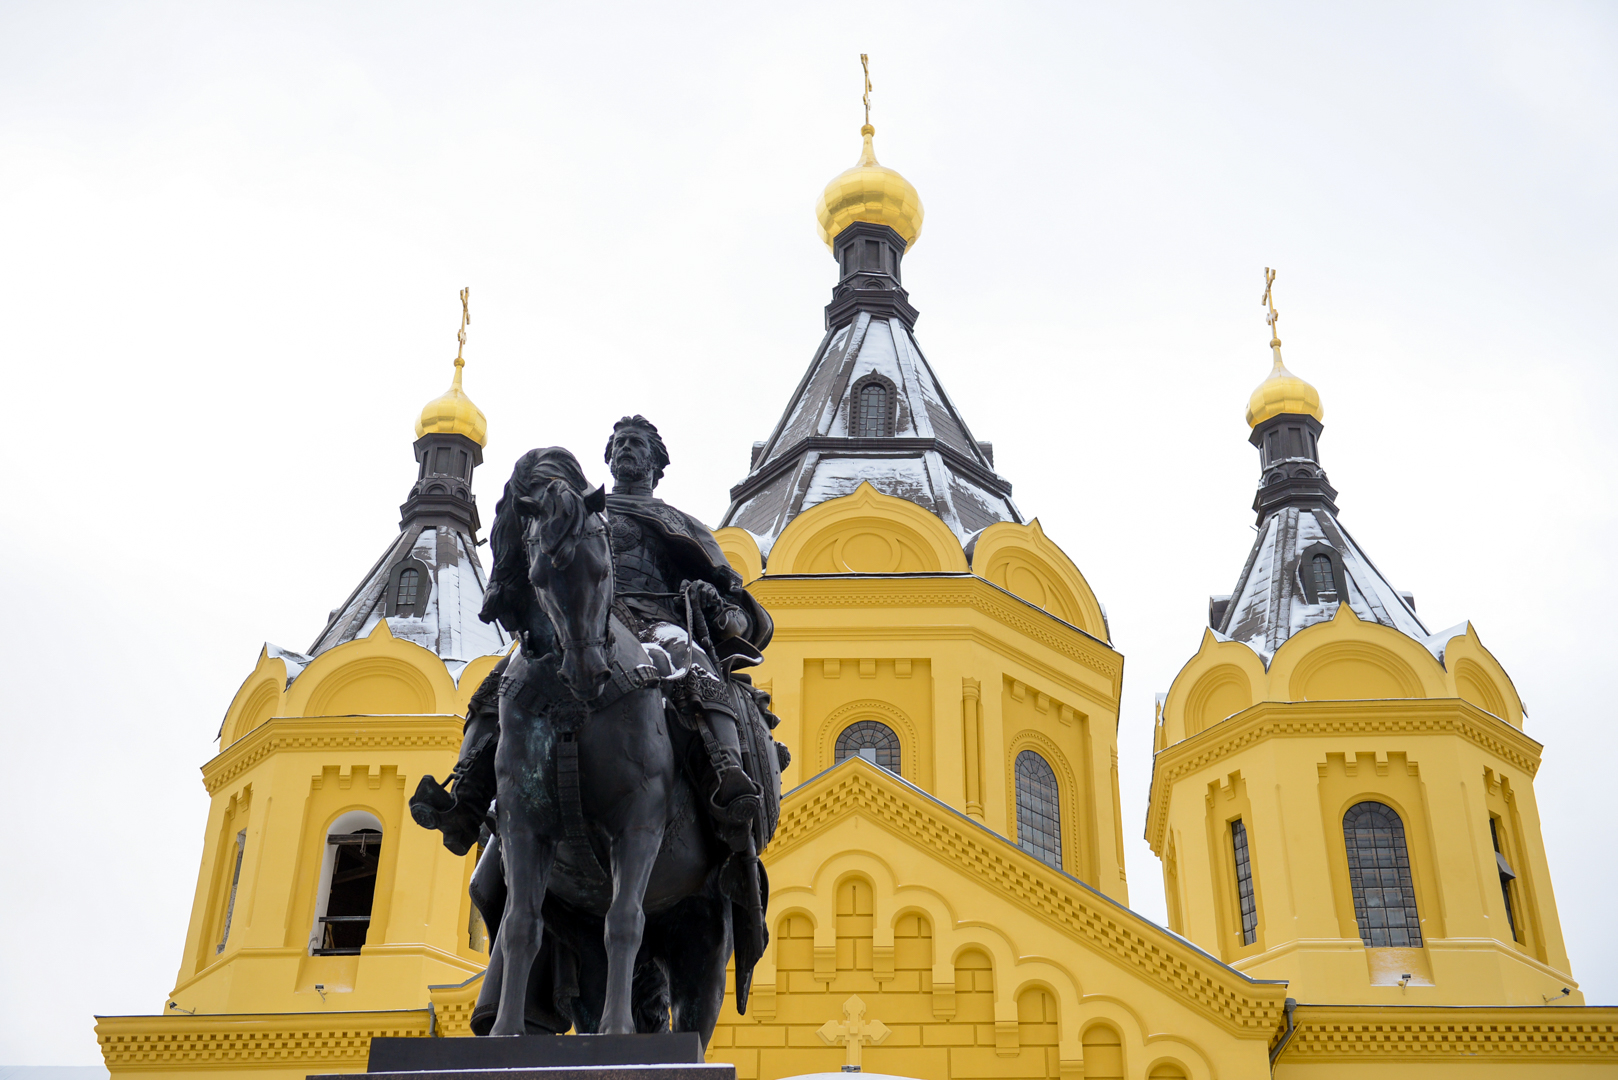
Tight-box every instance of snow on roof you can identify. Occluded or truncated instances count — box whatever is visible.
[721,312,1021,554]
[1217,505,1429,660]
[308,523,509,663]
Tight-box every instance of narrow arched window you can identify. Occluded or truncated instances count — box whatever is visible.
[1310,554,1336,599]
[835,720,900,775]
[311,815,383,956]
[1490,817,1520,943]
[1231,819,1257,945]
[396,567,420,608]
[1015,750,1063,869]
[1343,802,1422,947]
[857,382,891,437]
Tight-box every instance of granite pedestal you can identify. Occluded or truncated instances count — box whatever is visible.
[309,1033,733,1080]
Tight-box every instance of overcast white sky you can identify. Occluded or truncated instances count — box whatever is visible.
[2,1,1615,1063]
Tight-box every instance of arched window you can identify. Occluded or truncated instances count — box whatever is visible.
[1490,817,1521,943]
[1310,554,1336,598]
[1231,818,1257,944]
[396,567,420,608]
[856,381,891,437]
[835,720,900,775]
[1343,801,1422,947]
[310,812,383,956]
[1015,750,1063,869]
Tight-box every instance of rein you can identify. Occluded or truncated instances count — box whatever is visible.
[524,512,612,654]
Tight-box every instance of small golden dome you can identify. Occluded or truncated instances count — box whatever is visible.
[416,358,488,447]
[1246,345,1324,427]
[815,125,924,251]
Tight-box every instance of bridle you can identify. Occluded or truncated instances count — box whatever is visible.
[524,509,612,655]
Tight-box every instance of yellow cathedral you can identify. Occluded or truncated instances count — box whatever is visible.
[94,114,1617,1080]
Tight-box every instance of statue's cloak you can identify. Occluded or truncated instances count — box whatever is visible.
[605,492,773,661]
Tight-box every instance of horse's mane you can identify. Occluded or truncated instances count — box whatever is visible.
[478,446,608,641]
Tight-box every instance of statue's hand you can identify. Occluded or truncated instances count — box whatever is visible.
[681,578,724,615]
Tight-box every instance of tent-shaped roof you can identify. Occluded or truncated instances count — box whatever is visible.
[721,311,1021,556]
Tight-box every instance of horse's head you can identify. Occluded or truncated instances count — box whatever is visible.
[487,448,613,700]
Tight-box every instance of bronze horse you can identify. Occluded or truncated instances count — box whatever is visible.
[477,447,762,1043]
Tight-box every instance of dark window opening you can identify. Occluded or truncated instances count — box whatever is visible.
[315,829,381,955]
[1343,802,1423,948]
[835,720,900,775]
[857,383,891,438]
[1310,554,1337,600]
[1231,819,1257,945]
[1490,817,1520,942]
[396,568,420,609]
[1014,750,1063,870]
[217,829,246,954]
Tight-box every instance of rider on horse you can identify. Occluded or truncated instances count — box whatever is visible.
[413,416,775,857]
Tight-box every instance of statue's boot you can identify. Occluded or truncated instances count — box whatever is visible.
[411,731,497,856]
[710,753,762,852]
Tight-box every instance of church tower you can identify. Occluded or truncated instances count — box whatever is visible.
[98,304,512,1078]
[684,81,1302,1080]
[1145,274,1582,1006]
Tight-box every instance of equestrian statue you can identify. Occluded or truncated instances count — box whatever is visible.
[409,417,786,1044]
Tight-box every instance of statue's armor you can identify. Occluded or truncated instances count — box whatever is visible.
[608,511,683,624]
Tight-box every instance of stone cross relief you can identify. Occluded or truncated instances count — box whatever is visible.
[817,994,890,1071]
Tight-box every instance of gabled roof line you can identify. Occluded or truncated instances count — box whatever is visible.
[774,758,1290,1036]
[783,757,1285,987]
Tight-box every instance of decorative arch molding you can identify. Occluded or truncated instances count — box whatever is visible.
[971,519,1106,640]
[767,482,968,575]
[1271,603,1447,701]
[1439,624,1524,727]
[1004,728,1084,878]
[218,645,301,745]
[228,680,281,746]
[712,526,764,583]
[289,622,453,717]
[1182,664,1254,738]
[1289,641,1425,701]
[1453,657,1507,719]
[1160,629,1269,748]
[305,657,437,716]
[818,699,921,781]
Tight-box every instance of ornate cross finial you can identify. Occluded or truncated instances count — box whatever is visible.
[1262,267,1281,348]
[455,286,471,366]
[861,54,872,128]
[818,994,890,1071]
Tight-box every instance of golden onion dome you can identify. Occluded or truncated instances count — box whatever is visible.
[416,358,488,447]
[1246,345,1324,428]
[815,124,924,251]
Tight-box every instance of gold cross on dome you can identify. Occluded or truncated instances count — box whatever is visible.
[1261,267,1281,347]
[818,994,890,1071]
[455,286,471,363]
[861,54,872,127]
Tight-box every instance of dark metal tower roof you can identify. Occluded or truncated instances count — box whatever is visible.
[720,221,1021,556]
[1211,409,1426,659]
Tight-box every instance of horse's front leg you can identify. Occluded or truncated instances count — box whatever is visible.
[599,819,665,1034]
[491,822,555,1036]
